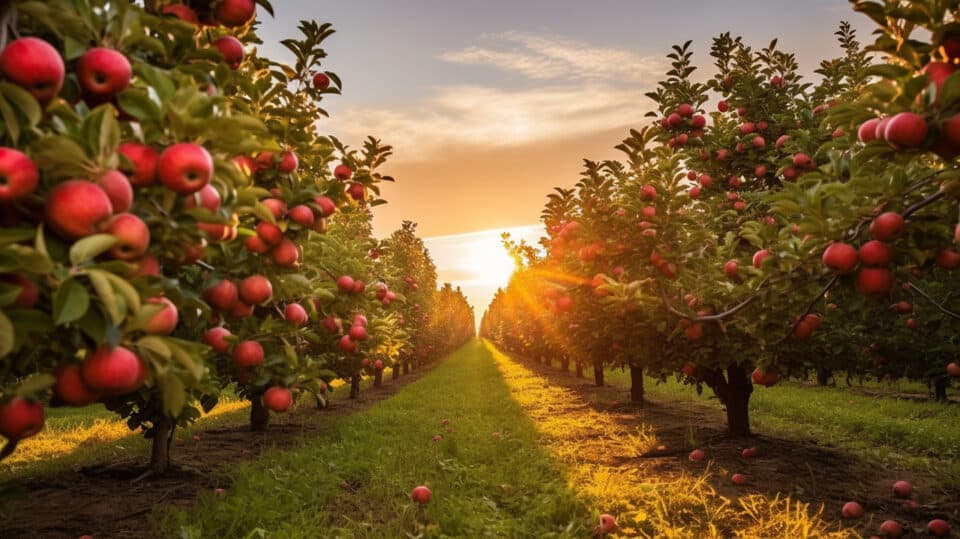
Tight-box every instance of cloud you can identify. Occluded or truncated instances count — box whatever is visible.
[330,32,663,161]
[439,31,664,83]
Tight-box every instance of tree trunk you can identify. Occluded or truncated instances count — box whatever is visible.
[392,363,400,380]
[403,360,410,375]
[560,358,569,372]
[250,397,269,432]
[718,365,752,436]
[149,415,174,474]
[374,370,383,387]
[934,378,948,402]
[816,368,833,386]
[593,359,604,387]
[349,373,361,399]
[575,362,584,378]
[630,365,644,404]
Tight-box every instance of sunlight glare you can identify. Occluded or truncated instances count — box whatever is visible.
[462,236,516,287]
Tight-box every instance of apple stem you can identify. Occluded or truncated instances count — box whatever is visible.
[908,281,960,321]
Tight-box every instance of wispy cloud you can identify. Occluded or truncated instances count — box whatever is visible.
[331,33,663,161]
[440,31,664,83]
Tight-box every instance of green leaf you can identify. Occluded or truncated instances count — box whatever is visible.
[160,373,186,417]
[168,341,204,383]
[30,135,91,177]
[0,227,36,245]
[87,269,123,326]
[117,89,161,122]
[0,92,21,143]
[104,272,141,314]
[137,335,173,359]
[15,373,56,396]
[0,82,42,127]
[69,234,118,266]
[0,311,13,357]
[54,278,90,325]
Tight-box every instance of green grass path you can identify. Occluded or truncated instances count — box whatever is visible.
[162,339,590,538]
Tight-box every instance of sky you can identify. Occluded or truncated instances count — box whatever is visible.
[256,1,876,315]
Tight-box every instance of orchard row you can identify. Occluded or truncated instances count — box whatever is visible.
[0,0,474,473]
[482,2,960,441]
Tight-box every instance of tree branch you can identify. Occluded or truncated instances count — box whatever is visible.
[773,274,839,346]
[909,281,960,321]
[902,190,946,220]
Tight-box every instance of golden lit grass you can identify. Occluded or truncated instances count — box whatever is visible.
[486,341,859,539]
[0,400,249,479]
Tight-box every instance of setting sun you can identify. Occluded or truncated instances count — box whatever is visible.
[462,237,516,286]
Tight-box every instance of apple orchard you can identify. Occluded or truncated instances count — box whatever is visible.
[1,0,960,538]
[0,0,473,475]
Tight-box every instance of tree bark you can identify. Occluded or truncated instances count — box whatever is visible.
[816,368,833,386]
[403,360,410,375]
[349,373,361,399]
[560,358,570,372]
[704,364,753,436]
[934,378,948,402]
[374,370,383,387]
[630,365,644,404]
[250,397,269,432]
[149,415,174,474]
[575,362,584,378]
[392,363,400,380]
[593,359,604,387]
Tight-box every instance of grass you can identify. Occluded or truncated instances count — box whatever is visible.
[0,372,389,481]
[491,344,856,539]
[160,340,591,538]
[591,365,960,490]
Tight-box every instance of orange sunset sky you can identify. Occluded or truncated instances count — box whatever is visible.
[256,1,873,313]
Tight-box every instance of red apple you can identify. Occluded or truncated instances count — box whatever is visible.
[684,323,703,341]
[76,48,132,102]
[244,234,269,254]
[132,254,160,278]
[239,274,272,305]
[314,196,336,217]
[204,327,232,353]
[212,36,244,69]
[117,143,159,187]
[741,447,758,459]
[313,72,330,90]
[215,0,256,26]
[346,182,365,201]
[892,480,912,498]
[731,473,746,485]
[289,205,315,227]
[884,112,928,149]
[228,300,253,319]
[81,346,146,395]
[874,116,892,142]
[921,61,956,103]
[203,279,239,312]
[157,143,213,194]
[184,184,221,213]
[323,315,340,333]
[337,275,355,292]
[263,387,292,412]
[44,180,114,240]
[349,324,368,341]
[353,314,368,327]
[822,242,858,274]
[334,164,353,180]
[338,335,357,353]
[54,363,100,406]
[0,37,65,106]
[947,362,960,377]
[870,212,904,241]
[935,247,960,269]
[858,240,891,266]
[233,341,264,368]
[927,519,950,537]
[143,296,178,334]
[724,260,738,277]
[858,118,881,143]
[752,249,769,268]
[775,135,791,149]
[270,238,299,266]
[640,185,657,200]
[0,397,44,440]
[792,153,813,169]
[102,213,150,260]
[284,303,308,325]
[256,221,283,245]
[688,449,705,462]
[352,279,366,294]
[598,514,617,535]
[841,501,863,518]
[96,170,133,213]
[878,520,903,538]
[0,147,39,203]
[278,151,298,173]
[717,100,728,112]
[411,485,431,504]
[857,268,893,296]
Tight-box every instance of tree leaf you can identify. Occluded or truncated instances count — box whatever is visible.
[14,372,56,396]
[87,269,123,326]
[69,234,118,266]
[160,373,186,417]
[0,311,13,357]
[0,82,42,127]
[54,278,90,325]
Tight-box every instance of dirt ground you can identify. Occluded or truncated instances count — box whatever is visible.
[521,357,960,538]
[0,368,433,539]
